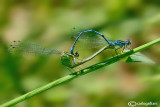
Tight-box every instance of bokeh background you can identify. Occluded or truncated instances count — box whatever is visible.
[0,0,160,107]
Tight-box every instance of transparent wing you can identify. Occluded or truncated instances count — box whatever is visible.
[9,40,62,56]
[72,30,109,51]
[71,30,110,60]
[70,26,114,51]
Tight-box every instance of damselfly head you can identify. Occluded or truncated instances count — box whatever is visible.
[74,51,79,57]
[125,40,131,46]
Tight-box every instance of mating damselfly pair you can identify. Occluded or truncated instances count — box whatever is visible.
[9,30,131,69]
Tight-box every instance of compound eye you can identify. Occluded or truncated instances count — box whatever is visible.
[126,40,128,43]
[126,40,131,45]
[129,40,131,44]
[74,51,79,57]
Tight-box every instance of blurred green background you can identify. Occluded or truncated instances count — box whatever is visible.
[0,0,160,107]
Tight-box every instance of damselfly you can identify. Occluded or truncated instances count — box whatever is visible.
[70,30,131,56]
[8,40,109,68]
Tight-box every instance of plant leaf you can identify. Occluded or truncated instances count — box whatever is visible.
[125,52,155,64]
